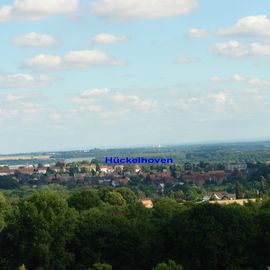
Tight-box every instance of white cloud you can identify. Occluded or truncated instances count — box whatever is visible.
[71,88,156,116]
[111,92,126,102]
[5,94,24,102]
[64,50,113,67]
[217,15,270,36]
[213,40,270,57]
[22,102,39,114]
[210,92,227,104]
[0,93,49,123]
[174,97,200,109]
[111,92,155,110]
[80,88,111,97]
[176,56,200,64]
[25,49,125,69]
[0,108,19,121]
[0,0,79,22]
[89,33,127,44]
[90,0,198,20]
[25,54,63,69]
[213,41,249,58]
[187,28,208,38]
[0,73,54,88]
[211,74,270,87]
[210,76,223,83]
[250,43,270,56]
[12,32,58,47]
[49,113,62,121]
[248,77,270,87]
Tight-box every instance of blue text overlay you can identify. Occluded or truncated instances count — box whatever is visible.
[105,157,173,164]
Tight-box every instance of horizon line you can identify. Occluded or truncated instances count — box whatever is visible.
[1,137,270,156]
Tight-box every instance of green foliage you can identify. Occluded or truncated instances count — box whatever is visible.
[0,193,8,231]
[103,191,126,206]
[0,176,19,189]
[69,166,79,176]
[166,203,253,270]
[0,191,77,270]
[18,264,27,270]
[55,161,65,168]
[186,185,207,201]
[1,188,270,269]
[115,187,137,204]
[40,183,68,194]
[123,164,135,173]
[153,260,183,270]
[68,189,102,211]
[89,262,112,270]
[141,165,151,173]
[91,159,100,165]
[259,176,268,196]
[168,190,185,202]
[139,184,156,198]
[129,175,142,186]
[96,164,101,172]
[153,198,183,221]
[235,181,244,199]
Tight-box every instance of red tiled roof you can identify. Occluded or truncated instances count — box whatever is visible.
[113,178,129,184]
[81,165,96,170]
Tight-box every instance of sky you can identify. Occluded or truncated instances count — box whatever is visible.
[0,0,270,154]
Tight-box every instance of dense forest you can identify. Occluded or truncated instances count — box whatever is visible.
[0,187,270,270]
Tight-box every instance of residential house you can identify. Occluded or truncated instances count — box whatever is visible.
[141,199,153,208]
[112,177,129,187]
[100,165,114,173]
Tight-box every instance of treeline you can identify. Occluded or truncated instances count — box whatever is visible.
[49,141,270,163]
[0,188,270,269]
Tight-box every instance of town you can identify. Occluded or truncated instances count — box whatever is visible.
[0,146,268,205]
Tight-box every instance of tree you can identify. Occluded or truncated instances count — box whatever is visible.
[56,161,65,168]
[91,159,100,165]
[153,198,182,221]
[184,162,192,171]
[166,204,253,270]
[129,175,142,186]
[141,165,151,173]
[68,189,102,211]
[235,181,244,199]
[46,167,56,175]
[18,264,27,270]
[123,165,135,174]
[69,166,79,177]
[186,185,207,201]
[96,164,101,173]
[153,260,183,270]
[0,193,9,232]
[81,167,89,173]
[168,190,185,202]
[0,176,19,189]
[115,188,137,204]
[90,263,112,270]
[0,191,77,270]
[170,165,177,178]
[259,176,268,196]
[104,191,126,206]
[91,169,96,176]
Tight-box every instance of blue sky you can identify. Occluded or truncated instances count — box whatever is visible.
[0,0,270,154]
